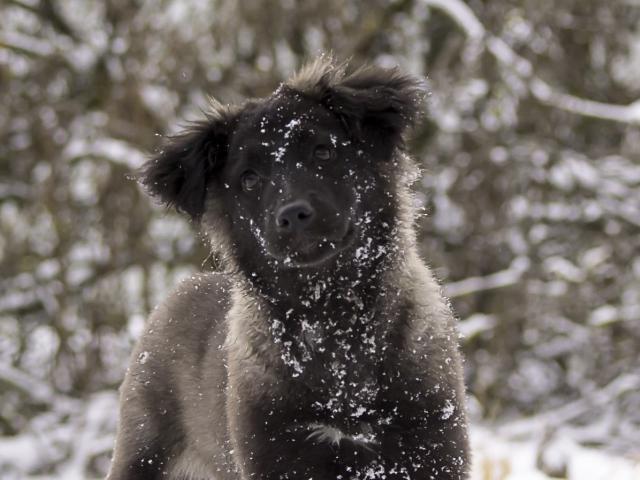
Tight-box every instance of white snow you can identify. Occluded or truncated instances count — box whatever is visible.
[470,426,640,480]
[444,257,530,298]
[63,137,147,168]
[2,394,635,480]
[421,0,640,125]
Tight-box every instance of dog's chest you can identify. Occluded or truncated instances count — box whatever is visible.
[309,364,379,422]
[264,296,400,429]
[294,322,388,428]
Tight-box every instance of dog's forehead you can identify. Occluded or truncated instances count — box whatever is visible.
[243,91,337,137]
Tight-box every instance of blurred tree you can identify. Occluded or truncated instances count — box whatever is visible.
[0,0,639,477]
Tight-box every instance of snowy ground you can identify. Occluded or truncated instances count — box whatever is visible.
[0,388,637,479]
[470,427,640,480]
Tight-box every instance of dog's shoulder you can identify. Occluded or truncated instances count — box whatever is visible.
[164,271,233,318]
[139,272,233,354]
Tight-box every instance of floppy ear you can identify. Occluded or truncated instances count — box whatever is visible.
[323,65,426,146]
[140,103,239,220]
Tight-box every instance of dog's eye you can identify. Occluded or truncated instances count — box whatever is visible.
[313,145,332,161]
[240,171,261,192]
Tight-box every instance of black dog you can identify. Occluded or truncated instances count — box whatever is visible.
[107,57,470,479]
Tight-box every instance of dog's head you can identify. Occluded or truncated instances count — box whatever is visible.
[141,57,425,274]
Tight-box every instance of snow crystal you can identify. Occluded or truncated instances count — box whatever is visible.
[440,399,456,420]
[137,351,150,364]
[352,406,368,418]
[283,118,301,138]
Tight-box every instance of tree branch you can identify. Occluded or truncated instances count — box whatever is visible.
[0,364,70,405]
[420,0,484,40]
[5,0,39,15]
[444,267,523,298]
[38,0,79,40]
[0,31,54,57]
[420,0,640,125]
[497,374,640,438]
[4,0,79,43]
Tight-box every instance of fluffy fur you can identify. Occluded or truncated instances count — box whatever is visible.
[108,56,470,480]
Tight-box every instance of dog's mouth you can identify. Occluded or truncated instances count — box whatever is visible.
[270,224,357,269]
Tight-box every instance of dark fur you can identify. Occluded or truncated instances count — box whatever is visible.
[108,57,470,479]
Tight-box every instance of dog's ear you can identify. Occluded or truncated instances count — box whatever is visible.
[323,65,426,146]
[140,102,239,220]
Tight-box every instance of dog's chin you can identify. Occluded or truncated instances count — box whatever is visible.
[268,226,356,269]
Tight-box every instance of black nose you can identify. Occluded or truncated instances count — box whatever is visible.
[276,200,315,233]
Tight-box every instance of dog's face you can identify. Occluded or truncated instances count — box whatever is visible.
[140,59,424,275]
[222,92,387,270]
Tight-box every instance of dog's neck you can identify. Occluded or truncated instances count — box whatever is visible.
[250,248,398,320]
[235,257,404,380]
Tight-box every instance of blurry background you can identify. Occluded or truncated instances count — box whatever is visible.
[1,0,639,478]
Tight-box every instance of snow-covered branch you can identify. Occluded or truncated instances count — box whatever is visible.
[530,78,640,124]
[497,374,640,439]
[420,0,640,125]
[419,0,484,40]
[0,31,54,57]
[63,137,147,169]
[0,364,69,405]
[5,0,39,13]
[458,313,498,339]
[444,267,522,298]
[0,390,118,479]
[445,257,529,298]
